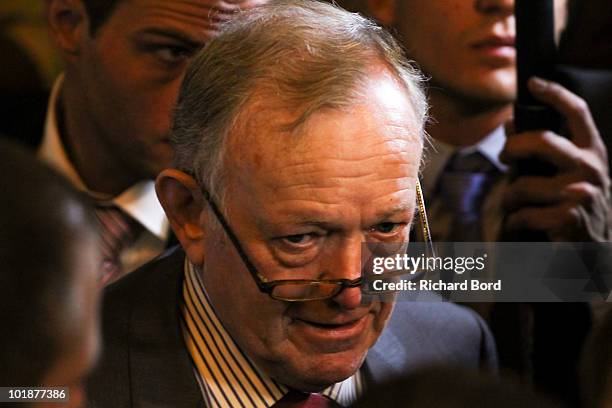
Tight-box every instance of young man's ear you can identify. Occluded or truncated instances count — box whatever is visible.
[46,0,89,61]
[366,0,396,26]
[156,169,206,266]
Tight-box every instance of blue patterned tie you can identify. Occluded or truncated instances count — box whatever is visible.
[438,152,499,241]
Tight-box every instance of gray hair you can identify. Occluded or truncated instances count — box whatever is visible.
[171,0,427,204]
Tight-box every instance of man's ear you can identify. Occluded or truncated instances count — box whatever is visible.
[46,0,89,61]
[156,169,206,266]
[365,0,396,26]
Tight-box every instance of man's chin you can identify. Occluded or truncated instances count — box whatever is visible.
[143,145,175,178]
[276,356,364,393]
[280,346,369,391]
[470,70,517,105]
[439,70,516,109]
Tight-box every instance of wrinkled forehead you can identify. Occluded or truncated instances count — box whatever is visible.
[226,68,423,173]
[223,90,422,202]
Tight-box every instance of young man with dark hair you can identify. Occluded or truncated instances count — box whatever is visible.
[42,0,266,283]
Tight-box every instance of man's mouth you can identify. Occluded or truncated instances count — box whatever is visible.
[470,35,516,62]
[291,314,370,344]
[472,35,516,49]
[297,318,363,330]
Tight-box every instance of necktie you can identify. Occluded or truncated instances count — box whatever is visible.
[272,390,341,408]
[437,151,499,241]
[95,204,143,284]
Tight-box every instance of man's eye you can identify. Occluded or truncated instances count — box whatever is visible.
[371,222,401,234]
[282,234,313,245]
[152,45,193,65]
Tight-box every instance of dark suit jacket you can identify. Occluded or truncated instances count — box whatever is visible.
[87,246,497,407]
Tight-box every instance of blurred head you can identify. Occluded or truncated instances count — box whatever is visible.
[156,0,426,391]
[46,0,268,187]
[0,140,101,408]
[364,0,568,108]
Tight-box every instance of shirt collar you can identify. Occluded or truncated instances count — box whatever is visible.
[180,261,362,407]
[38,75,168,241]
[422,126,508,196]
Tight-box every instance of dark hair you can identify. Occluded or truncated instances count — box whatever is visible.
[82,0,122,34]
[0,139,98,386]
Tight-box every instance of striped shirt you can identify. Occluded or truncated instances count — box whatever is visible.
[180,261,363,407]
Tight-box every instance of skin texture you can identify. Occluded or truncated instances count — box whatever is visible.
[365,0,518,146]
[47,0,266,196]
[368,0,566,111]
[366,0,610,242]
[395,0,517,108]
[157,67,423,391]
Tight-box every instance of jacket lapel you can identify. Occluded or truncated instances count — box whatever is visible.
[362,309,410,390]
[128,248,203,407]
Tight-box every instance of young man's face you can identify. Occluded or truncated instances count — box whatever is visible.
[394,0,516,106]
[387,0,568,108]
[73,0,266,180]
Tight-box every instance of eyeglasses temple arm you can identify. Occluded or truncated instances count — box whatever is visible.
[200,188,271,291]
[416,179,436,258]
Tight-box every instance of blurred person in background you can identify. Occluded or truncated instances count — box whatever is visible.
[0,139,101,408]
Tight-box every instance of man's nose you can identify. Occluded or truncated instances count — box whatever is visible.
[475,0,514,16]
[327,236,362,280]
[326,236,363,309]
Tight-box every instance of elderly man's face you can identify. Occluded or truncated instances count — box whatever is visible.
[386,0,568,107]
[72,0,266,180]
[199,68,422,391]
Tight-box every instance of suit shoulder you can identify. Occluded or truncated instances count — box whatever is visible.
[104,245,184,303]
[98,245,185,346]
[381,301,498,369]
[391,301,487,336]
[87,246,187,406]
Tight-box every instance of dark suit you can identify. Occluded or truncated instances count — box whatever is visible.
[87,246,497,407]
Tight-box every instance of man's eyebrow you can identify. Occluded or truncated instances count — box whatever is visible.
[265,217,337,230]
[261,204,417,231]
[375,203,416,220]
[135,27,204,48]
